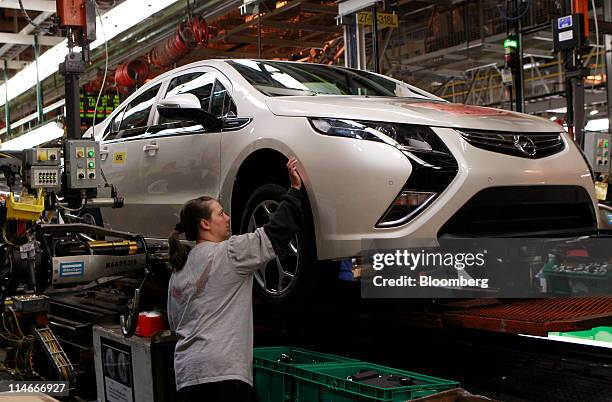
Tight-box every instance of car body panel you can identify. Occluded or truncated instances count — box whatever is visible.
[89,59,597,262]
[265,96,562,132]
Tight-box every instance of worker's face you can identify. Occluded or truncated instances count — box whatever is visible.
[201,201,231,241]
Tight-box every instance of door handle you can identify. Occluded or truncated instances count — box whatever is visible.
[143,142,159,156]
[100,149,109,161]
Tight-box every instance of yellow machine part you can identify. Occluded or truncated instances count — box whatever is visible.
[6,192,45,222]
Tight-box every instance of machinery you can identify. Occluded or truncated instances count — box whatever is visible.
[0,1,170,394]
[0,144,169,389]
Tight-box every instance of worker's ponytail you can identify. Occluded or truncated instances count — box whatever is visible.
[168,196,216,271]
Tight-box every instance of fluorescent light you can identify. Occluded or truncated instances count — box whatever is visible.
[0,0,180,107]
[550,116,557,121]
[585,118,609,131]
[590,109,599,116]
[547,107,567,113]
[0,120,63,150]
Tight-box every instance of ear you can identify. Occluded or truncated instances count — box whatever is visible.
[199,218,211,231]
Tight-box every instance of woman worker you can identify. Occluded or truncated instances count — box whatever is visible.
[167,158,304,400]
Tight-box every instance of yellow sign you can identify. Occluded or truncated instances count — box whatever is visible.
[357,11,398,29]
[113,152,126,164]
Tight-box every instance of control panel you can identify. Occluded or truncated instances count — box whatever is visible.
[23,148,62,189]
[584,133,611,173]
[65,140,102,189]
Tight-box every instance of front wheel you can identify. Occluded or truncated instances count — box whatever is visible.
[240,183,315,304]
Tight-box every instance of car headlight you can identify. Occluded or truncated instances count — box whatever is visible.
[309,118,444,152]
[309,118,459,228]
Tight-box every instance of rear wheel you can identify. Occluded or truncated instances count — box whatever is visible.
[240,183,315,304]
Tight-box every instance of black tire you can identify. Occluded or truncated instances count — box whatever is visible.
[240,183,316,304]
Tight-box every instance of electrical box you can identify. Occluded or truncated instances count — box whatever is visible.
[584,132,611,173]
[93,325,179,402]
[57,0,86,28]
[65,139,102,189]
[23,148,62,189]
[553,14,586,52]
[56,0,96,44]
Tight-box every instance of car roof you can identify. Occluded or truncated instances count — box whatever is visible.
[137,58,338,92]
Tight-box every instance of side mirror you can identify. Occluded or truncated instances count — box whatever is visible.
[157,94,222,131]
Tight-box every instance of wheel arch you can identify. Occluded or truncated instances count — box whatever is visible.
[229,148,319,259]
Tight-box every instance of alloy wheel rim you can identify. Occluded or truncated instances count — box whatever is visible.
[247,200,300,296]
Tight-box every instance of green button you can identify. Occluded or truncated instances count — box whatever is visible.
[88,161,95,168]
[88,150,95,157]
[606,141,609,148]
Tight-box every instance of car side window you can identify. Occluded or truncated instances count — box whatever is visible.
[102,108,125,141]
[223,90,237,117]
[118,84,161,138]
[166,73,214,108]
[157,72,236,129]
[210,80,226,117]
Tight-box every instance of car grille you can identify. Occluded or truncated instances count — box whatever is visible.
[439,186,597,237]
[458,129,564,159]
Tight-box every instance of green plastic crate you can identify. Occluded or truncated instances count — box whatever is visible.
[254,346,359,402]
[549,326,612,343]
[294,362,459,402]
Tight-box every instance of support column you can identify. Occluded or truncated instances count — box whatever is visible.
[371,4,379,73]
[34,34,43,125]
[3,60,9,140]
[604,0,612,134]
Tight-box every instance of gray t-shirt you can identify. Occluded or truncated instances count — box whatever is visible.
[167,227,275,390]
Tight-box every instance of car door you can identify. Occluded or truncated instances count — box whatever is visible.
[99,83,163,234]
[137,68,233,238]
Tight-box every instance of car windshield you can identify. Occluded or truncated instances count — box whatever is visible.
[227,60,434,99]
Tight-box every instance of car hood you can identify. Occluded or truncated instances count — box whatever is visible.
[265,96,561,132]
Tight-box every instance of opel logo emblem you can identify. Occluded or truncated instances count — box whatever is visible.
[513,135,536,156]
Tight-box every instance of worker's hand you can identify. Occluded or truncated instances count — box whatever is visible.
[287,157,302,190]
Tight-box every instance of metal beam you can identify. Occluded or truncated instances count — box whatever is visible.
[263,20,340,33]
[400,33,506,66]
[302,2,337,14]
[0,98,64,137]
[224,34,324,48]
[0,60,29,70]
[482,43,554,59]
[0,11,52,59]
[524,91,607,114]
[211,0,306,44]
[0,32,63,46]
[0,0,55,12]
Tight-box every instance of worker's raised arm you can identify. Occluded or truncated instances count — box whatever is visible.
[228,158,305,275]
[262,186,304,256]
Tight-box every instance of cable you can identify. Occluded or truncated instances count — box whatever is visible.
[2,221,15,246]
[56,203,86,213]
[590,0,600,91]
[91,2,110,140]
[17,0,46,32]
[8,307,25,339]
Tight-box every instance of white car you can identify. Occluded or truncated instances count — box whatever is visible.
[86,59,598,302]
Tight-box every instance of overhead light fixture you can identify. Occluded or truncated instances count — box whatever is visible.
[0,0,181,107]
[1,120,64,150]
[585,118,609,132]
[589,109,599,116]
[550,116,557,121]
[547,107,567,114]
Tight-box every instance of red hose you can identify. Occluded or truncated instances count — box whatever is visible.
[114,60,149,87]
